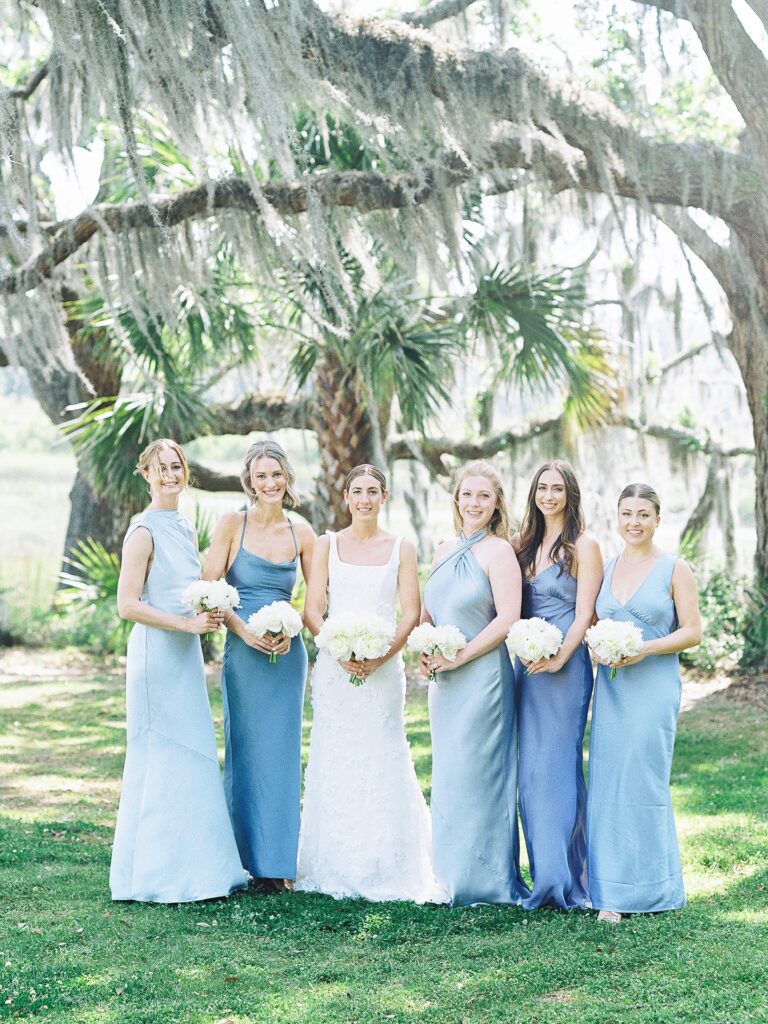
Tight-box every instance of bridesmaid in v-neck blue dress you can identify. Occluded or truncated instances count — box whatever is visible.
[513,461,603,910]
[204,441,315,885]
[586,483,701,921]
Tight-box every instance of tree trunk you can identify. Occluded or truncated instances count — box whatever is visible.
[310,350,375,532]
[727,315,768,591]
[62,467,142,571]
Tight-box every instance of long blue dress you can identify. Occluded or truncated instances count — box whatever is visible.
[586,553,685,913]
[222,511,308,879]
[516,563,593,909]
[110,509,247,903]
[425,529,526,906]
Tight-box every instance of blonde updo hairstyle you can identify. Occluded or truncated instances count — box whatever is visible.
[240,439,300,508]
[452,459,511,540]
[135,438,190,487]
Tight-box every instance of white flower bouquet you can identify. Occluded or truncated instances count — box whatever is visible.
[181,579,241,613]
[246,600,304,664]
[505,617,563,671]
[315,612,395,686]
[585,619,644,679]
[406,623,468,681]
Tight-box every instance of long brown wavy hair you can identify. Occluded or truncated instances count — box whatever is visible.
[516,460,584,578]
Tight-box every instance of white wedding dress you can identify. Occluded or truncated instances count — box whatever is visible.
[295,533,446,903]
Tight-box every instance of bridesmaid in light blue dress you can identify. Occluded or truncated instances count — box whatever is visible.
[204,440,315,888]
[422,460,527,906]
[111,439,247,903]
[586,483,701,922]
[513,461,602,910]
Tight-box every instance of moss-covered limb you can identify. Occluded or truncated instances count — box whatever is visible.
[610,413,755,458]
[401,0,484,28]
[632,0,768,158]
[1,128,759,297]
[387,417,564,470]
[744,0,768,32]
[195,393,311,440]
[6,59,49,100]
[652,206,745,306]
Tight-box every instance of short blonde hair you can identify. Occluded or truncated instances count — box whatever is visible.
[135,438,190,486]
[452,460,511,540]
[240,440,299,508]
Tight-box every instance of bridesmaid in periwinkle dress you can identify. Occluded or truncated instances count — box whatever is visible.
[423,459,527,906]
[512,461,603,910]
[586,483,701,923]
[204,441,315,890]
[111,439,247,903]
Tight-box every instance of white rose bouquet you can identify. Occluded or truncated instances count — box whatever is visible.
[406,623,468,681]
[315,612,395,686]
[505,617,563,672]
[246,600,304,664]
[585,619,644,680]
[181,579,241,613]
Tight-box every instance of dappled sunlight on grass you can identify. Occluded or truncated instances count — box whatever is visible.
[1,650,767,1023]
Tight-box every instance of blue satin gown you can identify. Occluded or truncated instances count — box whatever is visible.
[110,509,247,903]
[586,553,685,913]
[515,564,593,909]
[425,529,526,906]
[222,511,308,879]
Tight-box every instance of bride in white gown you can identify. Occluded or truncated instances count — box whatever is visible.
[295,464,446,903]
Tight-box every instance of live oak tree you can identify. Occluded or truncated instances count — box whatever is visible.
[0,0,765,620]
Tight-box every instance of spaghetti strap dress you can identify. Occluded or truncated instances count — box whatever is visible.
[515,563,593,909]
[424,529,527,906]
[110,509,247,903]
[221,511,308,879]
[586,553,685,913]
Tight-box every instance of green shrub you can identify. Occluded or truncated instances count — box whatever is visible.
[741,582,768,671]
[681,567,746,673]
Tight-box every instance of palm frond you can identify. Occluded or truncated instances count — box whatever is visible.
[62,384,212,504]
[467,263,616,426]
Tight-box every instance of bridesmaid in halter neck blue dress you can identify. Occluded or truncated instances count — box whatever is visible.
[586,485,701,919]
[423,463,527,906]
[111,440,247,903]
[204,441,314,884]
[513,462,603,910]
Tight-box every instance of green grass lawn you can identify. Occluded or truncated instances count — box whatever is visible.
[1,649,767,1024]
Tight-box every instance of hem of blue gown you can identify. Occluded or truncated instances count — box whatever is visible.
[521,895,590,911]
[449,893,524,908]
[589,877,685,915]
[110,878,247,904]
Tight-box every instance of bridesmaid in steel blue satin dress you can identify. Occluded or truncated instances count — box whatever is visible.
[423,460,527,906]
[204,440,315,887]
[586,483,701,922]
[513,461,602,910]
[111,439,247,903]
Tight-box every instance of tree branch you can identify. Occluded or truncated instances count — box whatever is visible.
[610,412,755,458]
[744,0,768,33]
[1,124,757,295]
[388,417,564,470]
[401,0,483,28]
[192,392,311,440]
[633,0,768,153]
[8,60,49,101]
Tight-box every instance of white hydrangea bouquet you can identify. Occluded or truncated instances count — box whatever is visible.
[406,623,467,681]
[505,617,563,672]
[181,579,241,613]
[585,619,644,680]
[315,612,394,686]
[246,600,304,664]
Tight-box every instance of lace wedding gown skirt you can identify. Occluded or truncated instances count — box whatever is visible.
[295,535,446,903]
